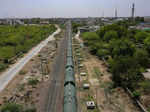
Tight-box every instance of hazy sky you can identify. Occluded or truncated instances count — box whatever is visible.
[0,0,150,18]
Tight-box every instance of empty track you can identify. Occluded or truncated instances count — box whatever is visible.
[45,29,68,112]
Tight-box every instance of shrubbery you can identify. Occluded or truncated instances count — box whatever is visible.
[28,78,39,86]
[0,62,8,72]
[1,103,23,112]
[0,103,36,112]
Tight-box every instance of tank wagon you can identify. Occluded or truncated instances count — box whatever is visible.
[63,21,77,112]
[64,83,77,112]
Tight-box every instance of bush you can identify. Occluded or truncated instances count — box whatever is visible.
[18,83,25,91]
[148,108,150,112]
[133,49,149,68]
[1,103,23,112]
[132,91,141,99]
[0,63,8,72]
[97,49,109,58]
[139,80,150,94]
[135,31,148,42]
[19,70,27,75]
[0,103,37,112]
[82,32,99,42]
[24,107,36,112]
[28,78,39,86]
[144,35,150,52]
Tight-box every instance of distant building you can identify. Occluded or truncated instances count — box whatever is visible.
[0,19,24,25]
[114,18,124,22]
[129,26,136,29]
[137,22,150,31]
[78,25,100,33]
[78,26,90,33]
[144,16,150,22]
[40,20,49,24]
[89,25,100,32]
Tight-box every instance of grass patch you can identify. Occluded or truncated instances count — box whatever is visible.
[100,81,114,89]
[93,67,102,78]
[18,83,25,91]
[28,78,39,86]
[87,109,99,112]
[24,106,36,112]
[87,94,94,101]
[19,70,27,75]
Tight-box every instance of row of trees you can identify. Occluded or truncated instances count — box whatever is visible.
[0,25,56,71]
[82,23,150,92]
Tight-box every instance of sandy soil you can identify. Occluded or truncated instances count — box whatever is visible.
[83,53,140,112]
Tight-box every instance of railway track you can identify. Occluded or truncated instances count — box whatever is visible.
[45,28,68,112]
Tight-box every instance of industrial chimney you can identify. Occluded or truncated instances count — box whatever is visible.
[131,3,135,19]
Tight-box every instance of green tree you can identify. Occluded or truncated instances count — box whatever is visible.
[97,49,109,58]
[97,24,127,38]
[144,35,150,52]
[109,38,135,57]
[103,30,118,42]
[108,56,142,88]
[134,49,149,67]
[72,22,85,33]
[139,80,150,94]
[0,46,15,60]
[132,91,141,99]
[82,32,99,45]
[135,31,148,43]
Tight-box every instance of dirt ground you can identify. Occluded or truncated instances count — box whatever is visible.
[74,36,140,112]
[0,30,64,111]
[84,54,140,112]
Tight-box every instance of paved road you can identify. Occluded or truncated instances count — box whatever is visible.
[0,26,61,92]
[45,28,67,112]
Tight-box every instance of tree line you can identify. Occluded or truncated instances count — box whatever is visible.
[0,25,56,71]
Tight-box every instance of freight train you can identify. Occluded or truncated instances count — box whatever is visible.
[63,21,77,112]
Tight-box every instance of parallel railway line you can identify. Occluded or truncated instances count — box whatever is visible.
[45,26,68,112]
